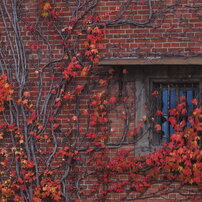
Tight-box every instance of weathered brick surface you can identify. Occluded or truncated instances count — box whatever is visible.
[0,0,202,201]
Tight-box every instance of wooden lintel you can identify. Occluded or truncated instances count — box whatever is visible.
[99,57,202,66]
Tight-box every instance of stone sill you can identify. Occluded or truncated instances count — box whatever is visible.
[99,57,202,66]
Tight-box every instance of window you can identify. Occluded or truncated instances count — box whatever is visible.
[128,65,202,155]
[152,82,200,145]
[100,60,202,154]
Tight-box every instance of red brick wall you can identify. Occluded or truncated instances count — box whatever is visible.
[98,0,202,58]
[0,0,202,201]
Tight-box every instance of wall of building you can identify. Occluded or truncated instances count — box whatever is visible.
[0,0,202,201]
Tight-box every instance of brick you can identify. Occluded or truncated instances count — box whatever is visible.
[1,0,202,201]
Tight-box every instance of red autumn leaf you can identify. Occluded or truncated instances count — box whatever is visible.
[168,116,177,126]
[86,148,94,153]
[49,116,54,121]
[86,132,97,138]
[26,118,33,124]
[51,89,56,94]
[168,109,176,116]
[156,110,163,116]
[180,120,186,128]
[155,124,161,131]
[74,199,82,202]
[80,67,89,76]
[90,121,96,126]
[54,102,61,107]
[63,92,74,100]
[75,85,84,91]
[152,90,159,97]
[53,123,60,129]
[43,2,51,11]
[109,96,117,104]
[134,128,138,137]
[180,96,186,102]
[193,108,201,116]
[121,115,126,120]
[85,50,91,56]
[184,160,192,167]
[183,167,192,176]
[99,79,107,86]
[174,124,181,131]
[181,108,187,115]
[195,122,202,131]
[122,97,128,102]
[71,17,76,22]
[191,99,198,105]
[28,25,34,31]
[17,177,23,184]
[138,122,143,127]
[98,44,103,49]
[82,109,89,115]
[176,102,186,112]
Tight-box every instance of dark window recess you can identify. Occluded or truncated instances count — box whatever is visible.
[152,82,199,145]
